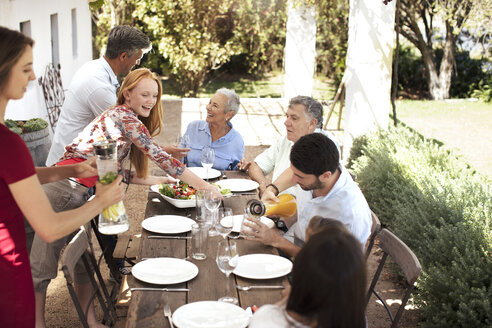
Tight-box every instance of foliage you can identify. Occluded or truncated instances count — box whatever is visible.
[231,0,287,75]
[89,0,348,96]
[471,75,492,102]
[134,0,243,96]
[395,45,428,98]
[399,0,477,99]
[314,0,349,85]
[5,118,48,134]
[395,45,491,99]
[348,126,492,326]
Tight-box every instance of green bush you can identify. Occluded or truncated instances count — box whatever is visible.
[348,126,491,327]
[5,118,48,134]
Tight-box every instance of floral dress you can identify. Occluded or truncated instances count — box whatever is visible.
[59,104,185,178]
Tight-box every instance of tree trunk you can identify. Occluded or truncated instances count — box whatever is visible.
[419,21,455,100]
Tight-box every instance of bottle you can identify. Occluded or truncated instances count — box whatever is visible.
[245,194,297,218]
[93,140,129,235]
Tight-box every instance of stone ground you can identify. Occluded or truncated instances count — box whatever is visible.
[43,98,492,327]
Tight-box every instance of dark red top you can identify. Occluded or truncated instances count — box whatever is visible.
[0,124,36,327]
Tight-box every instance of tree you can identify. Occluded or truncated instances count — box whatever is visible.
[398,0,477,100]
[134,0,242,96]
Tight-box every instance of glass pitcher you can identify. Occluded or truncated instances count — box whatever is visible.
[245,194,297,218]
[93,140,129,235]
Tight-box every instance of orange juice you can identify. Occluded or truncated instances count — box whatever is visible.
[264,194,297,217]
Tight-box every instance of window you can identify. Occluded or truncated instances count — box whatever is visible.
[20,20,31,37]
[71,8,78,58]
[50,13,60,66]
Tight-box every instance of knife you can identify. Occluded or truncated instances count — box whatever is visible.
[147,236,191,240]
[130,287,189,292]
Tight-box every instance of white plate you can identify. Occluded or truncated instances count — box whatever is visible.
[215,179,259,192]
[233,254,293,279]
[150,184,195,208]
[172,301,249,328]
[131,258,198,285]
[222,215,274,233]
[187,166,221,180]
[142,215,195,234]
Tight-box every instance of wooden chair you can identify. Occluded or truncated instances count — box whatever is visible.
[366,228,421,328]
[61,228,118,327]
[365,210,381,258]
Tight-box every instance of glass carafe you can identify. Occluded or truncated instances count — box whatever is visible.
[93,140,129,235]
[245,194,297,218]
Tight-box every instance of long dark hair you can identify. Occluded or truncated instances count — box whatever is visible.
[287,227,366,327]
[0,26,34,93]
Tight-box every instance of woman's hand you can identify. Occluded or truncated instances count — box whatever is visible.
[162,145,190,159]
[94,175,125,208]
[158,176,179,184]
[72,157,98,179]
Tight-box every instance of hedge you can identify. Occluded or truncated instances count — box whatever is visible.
[347,125,491,327]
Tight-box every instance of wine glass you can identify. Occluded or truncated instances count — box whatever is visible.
[216,240,239,304]
[216,208,234,239]
[204,189,221,236]
[181,134,190,148]
[200,146,215,181]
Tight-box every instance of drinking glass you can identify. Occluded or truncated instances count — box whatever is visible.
[216,208,234,239]
[204,189,221,236]
[200,146,215,181]
[176,134,190,148]
[216,240,239,304]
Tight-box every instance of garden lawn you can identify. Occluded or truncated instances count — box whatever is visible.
[395,99,492,180]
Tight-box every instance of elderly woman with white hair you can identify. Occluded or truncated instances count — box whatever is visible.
[182,88,244,170]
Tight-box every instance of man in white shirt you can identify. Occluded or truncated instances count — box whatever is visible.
[237,96,340,196]
[243,133,371,257]
[46,25,152,166]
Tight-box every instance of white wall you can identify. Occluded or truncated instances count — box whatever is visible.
[1,0,92,124]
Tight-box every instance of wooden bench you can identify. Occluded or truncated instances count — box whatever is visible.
[112,234,141,266]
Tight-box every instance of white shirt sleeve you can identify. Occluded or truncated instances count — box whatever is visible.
[254,139,282,175]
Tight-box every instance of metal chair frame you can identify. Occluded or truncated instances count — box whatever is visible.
[61,228,118,327]
[366,228,421,328]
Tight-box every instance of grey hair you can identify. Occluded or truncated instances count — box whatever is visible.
[216,88,240,117]
[289,96,323,128]
[105,25,151,59]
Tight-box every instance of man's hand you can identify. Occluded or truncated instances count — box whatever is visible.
[162,145,190,159]
[242,216,283,247]
[72,157,98,179]
[237,158,251,171]
[260,187,279,204]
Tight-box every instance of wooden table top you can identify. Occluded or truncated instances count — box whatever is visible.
[125,171,290,328]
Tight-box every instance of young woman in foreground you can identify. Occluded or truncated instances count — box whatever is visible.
[0,26,125,327]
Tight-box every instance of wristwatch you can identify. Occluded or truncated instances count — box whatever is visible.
[275,219,288,232]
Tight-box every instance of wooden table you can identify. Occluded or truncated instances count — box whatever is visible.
[125,171,289,327]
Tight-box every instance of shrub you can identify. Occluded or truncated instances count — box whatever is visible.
[5,118,48,134]
[349,126,492,327]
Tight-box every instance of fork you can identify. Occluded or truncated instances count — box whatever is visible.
[235,284,285,291]
[164,304,174,328]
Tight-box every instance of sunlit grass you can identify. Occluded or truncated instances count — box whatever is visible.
[163,71,336,100]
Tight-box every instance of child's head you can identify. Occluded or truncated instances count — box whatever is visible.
[306,216,348,241]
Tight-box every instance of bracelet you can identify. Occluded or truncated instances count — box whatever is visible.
[266,183,279,196]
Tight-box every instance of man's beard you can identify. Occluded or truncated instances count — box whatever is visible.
[299,176,323,191]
